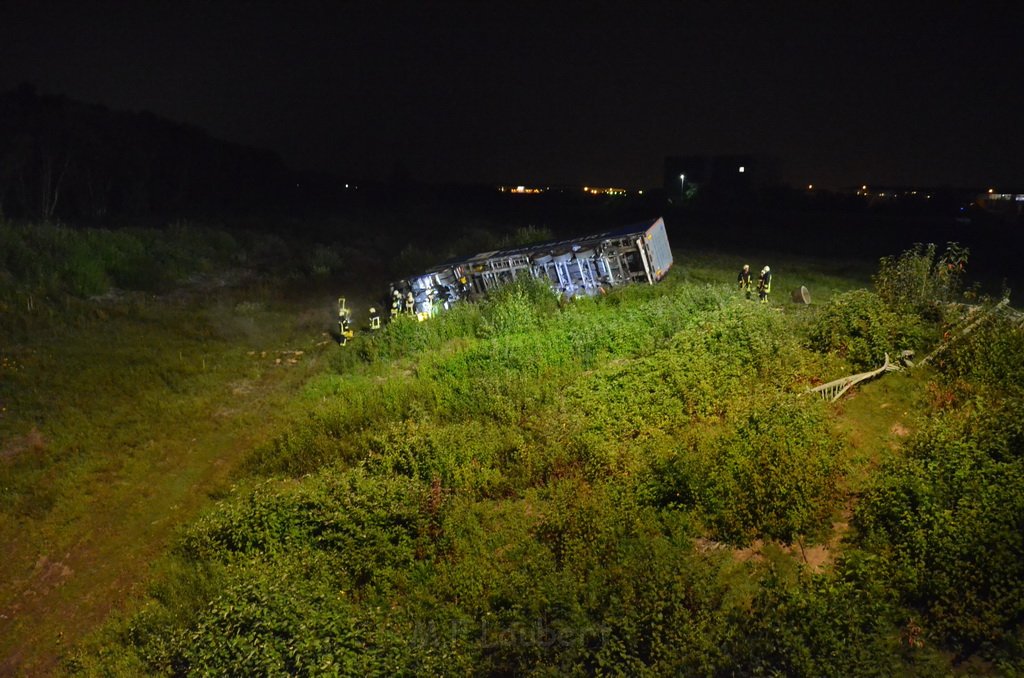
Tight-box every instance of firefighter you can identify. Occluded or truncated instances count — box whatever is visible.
[368,306,381,331]
[340,314,354,345]
[426,287,438,317]
[737,264,752,299]
[758,265,772,303]
[404,290,415,314]
[337,308,354,346]
[390,288,402,319]
[337,297,353,345]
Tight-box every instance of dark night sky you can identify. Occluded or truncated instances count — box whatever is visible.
[2,0,1022,190]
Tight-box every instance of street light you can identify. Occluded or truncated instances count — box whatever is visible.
[679,174,685,195]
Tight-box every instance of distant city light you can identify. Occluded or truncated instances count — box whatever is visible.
[861,185,867,190]
[738,166,745,173]
[807,184,813,190]
[586,186,627,196]
[988,188,995,194]
[496,184,629,197]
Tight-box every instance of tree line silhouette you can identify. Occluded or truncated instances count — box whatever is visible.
[0,84,294,221]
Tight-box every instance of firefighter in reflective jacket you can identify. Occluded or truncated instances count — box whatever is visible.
[737,264,752,299]
[337,297,354,345]
[368,306,381,331]
[338,313,354,346]
[390,289,402,319]
[404,290,415,314]
[758,265,772,303]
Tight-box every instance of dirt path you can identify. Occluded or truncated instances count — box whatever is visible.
[0,287,343,675]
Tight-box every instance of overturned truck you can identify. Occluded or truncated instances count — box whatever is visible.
[393,216,673,319]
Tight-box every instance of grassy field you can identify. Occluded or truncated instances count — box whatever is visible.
[2,220,1022,675]
[0,252,342,674]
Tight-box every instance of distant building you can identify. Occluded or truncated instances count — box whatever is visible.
[976,190,1024,221]
[663,154,777,203]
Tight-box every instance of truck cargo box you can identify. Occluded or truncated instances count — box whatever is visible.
[391,216,673,318]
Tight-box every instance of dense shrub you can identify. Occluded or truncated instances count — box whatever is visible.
[645,392,842,543]
[126,474,926,677]
[808,289,919,371]
[349,303,484,365]
[421,332,574,424]
[423,483,730,676]
[180,470,431,577]
[714,560,921,677]
[476,276,559,338]
[854,411,1024,662]
[934,313,1024,396]
[126,549,408,675]
[873,242,969,316]
[362,418,515,497]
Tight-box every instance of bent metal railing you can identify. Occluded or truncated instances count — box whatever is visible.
[917,297,1010,367]
[807,352,901,402]
[806,298,1016,403]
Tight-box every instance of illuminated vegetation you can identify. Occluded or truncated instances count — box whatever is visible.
[2,223,1021,675]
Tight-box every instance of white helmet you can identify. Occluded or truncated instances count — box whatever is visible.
[762,266,770,273]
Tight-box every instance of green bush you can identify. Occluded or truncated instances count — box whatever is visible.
[426,483,728,676]
[477,276,558,338]
[935,313,1024,396]
[854,411,1024,662]
[645,393,842,544]
[62,241,111,296]
[180,470,431,575]
[422,330,574,424]
[714,561,917,677]
[874,242,969,316]
[129,549,406,675]
[350,303,485,365]
[362,418,514,497]
[808,289,919,371]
